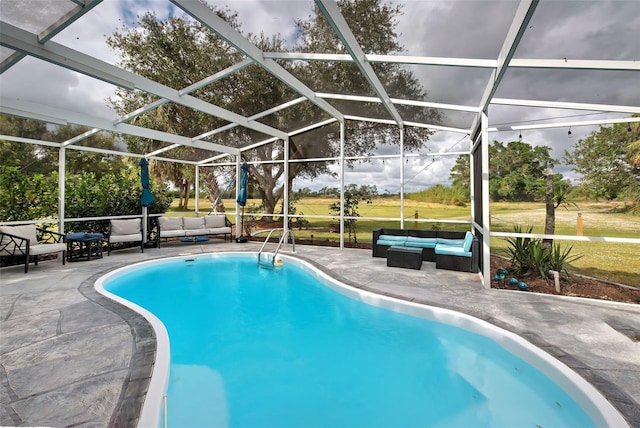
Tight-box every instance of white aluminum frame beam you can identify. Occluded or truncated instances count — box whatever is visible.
[264,52,497,68]
[194,97,306,141]
[315,0,403,127]
[0,134,200,166]
[491,98,640,115]
[171,0,344,123]
[316,92,480,113]
[248,53,640,72]
[489,116,640,132]
[0,22,288,141]
[62,59,255,148]
[1,98,241,156]
[509,58,640,71]
[38,0,103,43]
[1,0,102,73]
[471,0,539,133]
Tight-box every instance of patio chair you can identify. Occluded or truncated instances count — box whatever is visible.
[107,219,143,255]
[0,224,66,273]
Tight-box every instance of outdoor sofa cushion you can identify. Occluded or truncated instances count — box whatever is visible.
[404,236,437,248]
[109,219,142,243]
[158,217,186,238]
[183,217,206,236]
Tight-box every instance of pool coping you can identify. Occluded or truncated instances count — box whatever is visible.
[85,250,639,427]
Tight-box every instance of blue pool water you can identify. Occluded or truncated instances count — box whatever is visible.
[104,254,598,428]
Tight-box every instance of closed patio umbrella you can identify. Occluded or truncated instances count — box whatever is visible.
[236,161,248,243]
[140,158,155,207]
[140,158,155,245]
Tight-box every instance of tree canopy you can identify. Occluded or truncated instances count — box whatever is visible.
[106,0,438,216]
[0,117,126,178]
[451,140,557,202]
[564,120,640,202]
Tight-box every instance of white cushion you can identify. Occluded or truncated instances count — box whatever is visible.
[109,233,142,243]
[110,219,141,236]
[204,215,226,228]
[160,229,186,238]
[30,243,66,255]
[0,225,38,244]
[204,227,231,235]
[183,217,205,230]
[159,217,183,231]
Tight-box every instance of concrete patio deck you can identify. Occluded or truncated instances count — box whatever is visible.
[1,240,639,427]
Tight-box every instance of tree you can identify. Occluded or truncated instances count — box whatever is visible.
[450,155,470,199]
[328,184,374,243]
[107,8,244,209]
[564,121,639,200]
[50,125,127,179]
[107,0,438,217]
[450,140,556,202]
[1,117,126,179]
[0,116,55,174]
[254,0,438,217]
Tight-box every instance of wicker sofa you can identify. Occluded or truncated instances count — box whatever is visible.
[157,215,232,247]
[372,228,479,273]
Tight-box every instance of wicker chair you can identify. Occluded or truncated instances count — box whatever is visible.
[0,225,66,273]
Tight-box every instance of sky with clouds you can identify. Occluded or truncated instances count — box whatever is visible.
[1,0,638,193]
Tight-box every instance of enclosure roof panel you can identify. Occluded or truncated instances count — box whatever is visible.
[0,0,638,163]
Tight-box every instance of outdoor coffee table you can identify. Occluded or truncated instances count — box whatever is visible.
[387,245,423,270]
[66,232,105,262]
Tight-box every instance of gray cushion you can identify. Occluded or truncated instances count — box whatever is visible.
[183,217,205,230]
[110,219,141,236]
[159,217,183,231]
[204,215,226,228]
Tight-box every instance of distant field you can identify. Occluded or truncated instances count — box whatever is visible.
[170,197,640,287]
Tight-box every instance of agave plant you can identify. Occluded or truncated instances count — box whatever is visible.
[528,239,552,279]
[503,225,534,275]
[548,243,583,276]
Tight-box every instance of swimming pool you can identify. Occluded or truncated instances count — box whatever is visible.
[96,253,627,427]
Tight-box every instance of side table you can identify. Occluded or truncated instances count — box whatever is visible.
[66,232,105,262]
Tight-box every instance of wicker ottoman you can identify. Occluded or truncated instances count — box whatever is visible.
[387,246,423,270]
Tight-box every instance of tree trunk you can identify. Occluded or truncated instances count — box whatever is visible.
[183,180,190,210]
[204,173,226,213]
[543,172,554,249]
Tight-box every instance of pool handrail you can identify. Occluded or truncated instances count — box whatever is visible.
[258,228,295,267]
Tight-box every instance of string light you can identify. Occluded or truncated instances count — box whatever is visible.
[567,127,572,136]
[628,123,632,132]
[518,131,522,140]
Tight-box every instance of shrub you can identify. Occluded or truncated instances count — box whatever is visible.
[503,225,582,279]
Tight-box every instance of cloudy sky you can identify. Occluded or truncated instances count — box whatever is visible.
[1,0,639,193]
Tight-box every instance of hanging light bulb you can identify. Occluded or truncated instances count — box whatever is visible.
[568,127,572,136]
[628,123,632,132]
[518,131,522,140]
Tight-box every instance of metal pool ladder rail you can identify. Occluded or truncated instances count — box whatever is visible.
[258,229,295,268]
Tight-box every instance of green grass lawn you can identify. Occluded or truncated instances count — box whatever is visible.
[170,197,639,287]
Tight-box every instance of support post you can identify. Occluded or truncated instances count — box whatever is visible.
[481,112,491,288]
[339,121,345,249]
[400,127,405,229]
[195,165,200,216]
[58,147,66,235]
[283,137,289,237]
